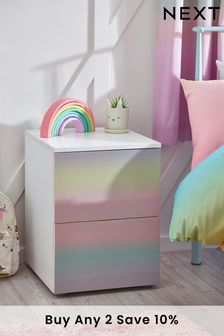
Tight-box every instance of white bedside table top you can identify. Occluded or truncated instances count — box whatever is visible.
[26,128,161,152]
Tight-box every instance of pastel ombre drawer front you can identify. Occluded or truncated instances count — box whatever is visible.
[55,149,160,223]
[55,217,160,293]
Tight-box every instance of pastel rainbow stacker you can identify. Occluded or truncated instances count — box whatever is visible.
[40,98,95,138]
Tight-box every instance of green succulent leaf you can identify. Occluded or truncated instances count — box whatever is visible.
[108,95,128,109]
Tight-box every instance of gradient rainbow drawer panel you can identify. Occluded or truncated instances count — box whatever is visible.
[25,128,161,294]
[55,149,160,223]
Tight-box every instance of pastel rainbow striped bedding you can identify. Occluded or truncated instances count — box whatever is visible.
[169,145,224,246]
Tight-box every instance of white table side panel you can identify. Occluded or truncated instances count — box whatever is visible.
[25,136,55,292]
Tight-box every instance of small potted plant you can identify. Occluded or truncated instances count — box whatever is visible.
[105,96,129,133]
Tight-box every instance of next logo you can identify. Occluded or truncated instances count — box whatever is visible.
[163,6,220,21]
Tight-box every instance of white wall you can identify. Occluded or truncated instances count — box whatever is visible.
[0,0,155,190]
[108,0,158,137]
[0,0,190,256]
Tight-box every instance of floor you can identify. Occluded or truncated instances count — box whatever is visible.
[1,249,224,305]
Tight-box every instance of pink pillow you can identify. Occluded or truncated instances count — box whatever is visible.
[181,79,224,169]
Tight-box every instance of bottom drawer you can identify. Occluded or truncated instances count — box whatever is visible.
[55,217,160,294]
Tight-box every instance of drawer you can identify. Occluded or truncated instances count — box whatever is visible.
[55,149,160,223]
[55,217,160,294]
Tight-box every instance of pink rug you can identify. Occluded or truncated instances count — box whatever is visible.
[0,313,210,336]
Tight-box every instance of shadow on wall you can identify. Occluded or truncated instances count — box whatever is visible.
[31,0,145,127]
[31,0,105,111]
[30,0,113,126]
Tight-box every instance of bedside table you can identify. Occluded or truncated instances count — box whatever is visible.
[25,128,161,294]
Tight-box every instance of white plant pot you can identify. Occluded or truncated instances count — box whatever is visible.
[105,107,129,133]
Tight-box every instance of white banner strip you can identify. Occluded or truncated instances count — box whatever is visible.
[0,306,223,335]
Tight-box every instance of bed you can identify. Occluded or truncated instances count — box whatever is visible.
[169,26,224,265]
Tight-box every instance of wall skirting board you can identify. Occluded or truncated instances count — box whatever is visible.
[161,236,190,252]
[19,246,26,264]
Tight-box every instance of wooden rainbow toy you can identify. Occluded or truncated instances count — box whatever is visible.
[40,98,95,138]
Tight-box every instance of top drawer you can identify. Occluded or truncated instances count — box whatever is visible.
[55,148,160,223]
